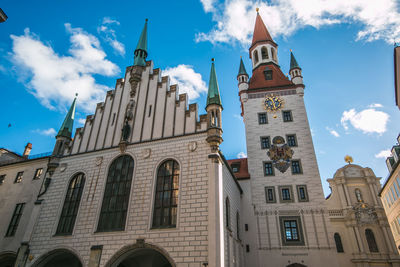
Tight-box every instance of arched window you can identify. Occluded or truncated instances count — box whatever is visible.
[334,233,344,252]
[365,229,379,252]
[271,48,277,61]
[236,211,240,240]
[261,47,269,59]
[97,155,134,232]
[225,197,230,229]
[56,173,85,235]
[254,50,259,64]
[152,160,179,228]
[355,188,363,202]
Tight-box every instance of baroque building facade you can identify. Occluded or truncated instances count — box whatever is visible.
[0,12,399,267]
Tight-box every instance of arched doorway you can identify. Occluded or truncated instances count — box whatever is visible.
[32,249,82,267]
[116,248,172,267]
[106,242,175,267]
[0,252,17,267]
[287,264,307,267]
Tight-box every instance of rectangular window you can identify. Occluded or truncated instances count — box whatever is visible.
[286,134,297,147]
[246,244,250,252]
[245,224,249,231]
[264,162,274,176]
[265,186,276,203]
[260,136,271,149]
[258,113,268,124]
[296,185,309,202]
[389,189,395,203]
[386,195,392,207]
[391,186,397,201]
[279,216,304,246]
[0,175,5,185]
[33,168,43,180]
[14,172,23,183]
[393,181,400,198]
[291,160,302,174]
[279,186,293,203]
[5,203,25,237]
[282,110,293,122]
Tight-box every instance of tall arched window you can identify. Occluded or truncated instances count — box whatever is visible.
[271,48,277,61]
[334,233,344,252]
[261,47,269,59]
[225,197,230,229]
[365,229,379,252]
[236,211,240,240]
[254,50,259,64]
[355,189,363,202]
[97,155,134,232]
[56,173,85,235]
[152,160,180,228]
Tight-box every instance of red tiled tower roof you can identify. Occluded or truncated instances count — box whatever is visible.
[251,12,276,49]
[227,158,250,180]
[249,64,294,90]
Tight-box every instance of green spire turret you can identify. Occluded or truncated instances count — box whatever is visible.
[290,51,300,70]
[134,19,148,67]
[57,96,77,139]
[238,57,248,76]
[206,59,222,108]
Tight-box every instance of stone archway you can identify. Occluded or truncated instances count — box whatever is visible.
[0,252,17,267]
[106,241,175,267]
[32,249,82,267]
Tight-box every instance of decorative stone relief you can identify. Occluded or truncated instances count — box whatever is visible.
[188,141,198,152]
[59,163,67,172]
[129,69,142,97]
[353,202,378,225]
[142,148,151,159]
[267,136,294,173]
[95,156,103,166]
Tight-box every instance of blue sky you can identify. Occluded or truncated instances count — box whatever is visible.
[1,0,400,195]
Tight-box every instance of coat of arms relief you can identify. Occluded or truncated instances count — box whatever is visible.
[267,136,294,173]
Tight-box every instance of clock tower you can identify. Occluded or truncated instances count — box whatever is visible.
[238,11,339,267]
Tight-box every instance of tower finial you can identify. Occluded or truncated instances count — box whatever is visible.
[75,93,78,97]
[344,155,353,164]
[256,7,259,12]
[211,58,215,62]
[134,19,148,67]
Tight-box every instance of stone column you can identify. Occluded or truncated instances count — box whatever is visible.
[208,153,223,267]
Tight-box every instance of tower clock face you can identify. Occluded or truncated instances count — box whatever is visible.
[264,95,284,112]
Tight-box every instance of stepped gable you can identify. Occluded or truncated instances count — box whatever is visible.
[67,60,207,156]
[249,64,294,90]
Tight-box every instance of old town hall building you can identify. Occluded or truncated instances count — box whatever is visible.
[0,12,399,267]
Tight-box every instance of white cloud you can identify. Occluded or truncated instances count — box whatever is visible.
[11,25,119,112]
[237,151,247,158]
[163,64,208,100]
[340,107,389,134]
[97,17,125,55]
[77,118,86,125]
[375,149,391,159]
[200,0,217,12]
[233,114,242,120]
[368,103,383,108]
[196,0,400,45]
[33,128,56,136]
[326,127,340,137]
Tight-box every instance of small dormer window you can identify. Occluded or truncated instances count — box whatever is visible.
[264,67,273,80]
[231,163,240,173]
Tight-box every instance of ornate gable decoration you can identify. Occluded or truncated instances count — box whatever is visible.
[267,136,294,173]
[352,202,378,225]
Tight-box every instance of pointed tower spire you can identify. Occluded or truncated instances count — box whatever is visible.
[290,51,300,70]
[206,58,222,108]
[134,19,148,67]
[238,57,248,76]
[57,95,77,139]
[251,11,276,48]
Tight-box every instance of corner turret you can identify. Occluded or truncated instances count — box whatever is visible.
[206,59,223,153]
[289,50,303,85]
[237,57,249,91]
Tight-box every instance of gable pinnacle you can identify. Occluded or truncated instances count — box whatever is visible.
[206,58,222,108]
[57,96,77,139]
[134,19,148,67]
